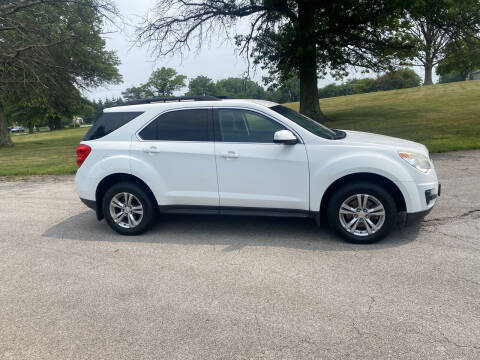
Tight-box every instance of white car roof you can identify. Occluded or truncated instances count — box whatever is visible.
[103,98,279,113]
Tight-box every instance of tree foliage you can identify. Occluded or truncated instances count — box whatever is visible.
[122,67,186,99]
[216,78,266,99]
[137,0,416,122]
[317,69,421,98]
[436,37,480,80]
[375,68,422,90]
[407,0,480,85]
[185,76,217,96]
[266,77,300,103]
[143,67,187,97]
[438,72,465,84]
[0,0,121,146]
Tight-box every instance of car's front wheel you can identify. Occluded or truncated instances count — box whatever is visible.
[102,182,156,235]
[327,182,397,243]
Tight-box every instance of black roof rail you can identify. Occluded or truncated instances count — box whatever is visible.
[123,95,220,105]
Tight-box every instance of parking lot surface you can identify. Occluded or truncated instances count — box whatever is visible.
[1,150,479,359]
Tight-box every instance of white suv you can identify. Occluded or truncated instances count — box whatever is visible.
[75,96,440,243]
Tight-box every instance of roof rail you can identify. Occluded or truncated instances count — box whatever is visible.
[123,95,220,105]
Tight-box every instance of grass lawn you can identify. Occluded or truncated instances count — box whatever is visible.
[1,80,479,176]
[0,127,88,176]
[286,80,480,153]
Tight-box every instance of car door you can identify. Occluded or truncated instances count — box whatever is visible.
[214,108,310,210]
[131,108,219,207]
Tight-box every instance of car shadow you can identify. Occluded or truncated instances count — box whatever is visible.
[42,210,420,252]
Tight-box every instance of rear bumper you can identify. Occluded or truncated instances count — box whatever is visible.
[80,198,96,211]
[80,198,103,221]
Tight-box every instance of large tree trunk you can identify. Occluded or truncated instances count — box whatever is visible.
[297,1,328,122]
[48,115,63,130]
[0,103,13,147]
[48,116,55,131]
[53,116,63,130]
[424,62,434,85]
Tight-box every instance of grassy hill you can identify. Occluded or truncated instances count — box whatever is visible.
[286,80,480,153]
[1,80,479,176]
[0,127,88,176]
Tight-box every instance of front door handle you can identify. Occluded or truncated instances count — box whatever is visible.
[143,145,161,154]
[221,151,239,159]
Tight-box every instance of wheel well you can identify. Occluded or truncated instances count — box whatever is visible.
[319,173,407,223]
[95,173,157,220]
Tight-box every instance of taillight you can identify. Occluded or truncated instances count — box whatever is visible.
[76,144,91,168]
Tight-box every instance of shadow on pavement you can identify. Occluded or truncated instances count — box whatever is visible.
[42,210,420,252]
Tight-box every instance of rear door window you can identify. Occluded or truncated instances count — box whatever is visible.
[83,112,144,141]
[139,109,211,141]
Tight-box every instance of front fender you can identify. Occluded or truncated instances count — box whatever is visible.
[308,149,416,212]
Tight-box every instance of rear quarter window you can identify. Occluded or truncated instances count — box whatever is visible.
[83,112,144,141]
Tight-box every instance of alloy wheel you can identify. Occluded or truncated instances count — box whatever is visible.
[109,192,144,229]
[338,194,386,237]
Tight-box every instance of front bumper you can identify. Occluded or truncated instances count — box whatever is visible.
[405,183,441,225]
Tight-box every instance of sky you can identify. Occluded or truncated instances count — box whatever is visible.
[87,0,270,100]
[87,0,433,101]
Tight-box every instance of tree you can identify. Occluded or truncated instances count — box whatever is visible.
[142,67,187,97]
[137,1,414,122]
[122,86,149,101]
[0,0,121,147]
[374,68,422,91]
[438,72,465,84]
[4,99,44,134]
[186,76,217,96]
[316,70,420,98]
[407,0,480,85]
[407,1,451,85]
[436,38,480,81]
[350,78,377,94]
[267,77,300,103]
[5,84,96,132]
[216,78,266,99]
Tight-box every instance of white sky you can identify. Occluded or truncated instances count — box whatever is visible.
[86,0,433,101]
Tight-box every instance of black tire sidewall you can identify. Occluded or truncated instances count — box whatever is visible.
[102,182,156,235]
[327,181,397,244]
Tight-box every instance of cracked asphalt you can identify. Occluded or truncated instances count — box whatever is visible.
[1,150,479,359]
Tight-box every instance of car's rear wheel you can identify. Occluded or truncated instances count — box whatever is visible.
[327,182,397,243]
[102,182,156,235]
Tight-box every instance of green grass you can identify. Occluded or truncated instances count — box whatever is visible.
[286,80,480,153]
[0,127,87,176]
[1,80,480,176]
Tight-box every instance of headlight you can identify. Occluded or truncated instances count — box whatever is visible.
[398,151,432,173]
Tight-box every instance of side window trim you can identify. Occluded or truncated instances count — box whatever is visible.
[212,107,303,144]
[136,107,214,142]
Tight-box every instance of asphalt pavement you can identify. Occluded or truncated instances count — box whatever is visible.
[1,150,479,359]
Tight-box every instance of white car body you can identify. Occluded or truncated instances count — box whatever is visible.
[75,98,439,237]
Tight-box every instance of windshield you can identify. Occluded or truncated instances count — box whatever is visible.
[270,105,336,140]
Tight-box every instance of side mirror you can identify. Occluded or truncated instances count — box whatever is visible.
[273,130,298,145]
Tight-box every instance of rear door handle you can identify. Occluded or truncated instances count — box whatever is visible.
[221,151,239,159]
[143,145,161,154]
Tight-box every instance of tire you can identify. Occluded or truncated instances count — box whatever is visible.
[327,181,397,244]
[102,182,157,235]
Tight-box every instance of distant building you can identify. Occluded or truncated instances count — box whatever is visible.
[468,70,480,81]
[73,116,84,126]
